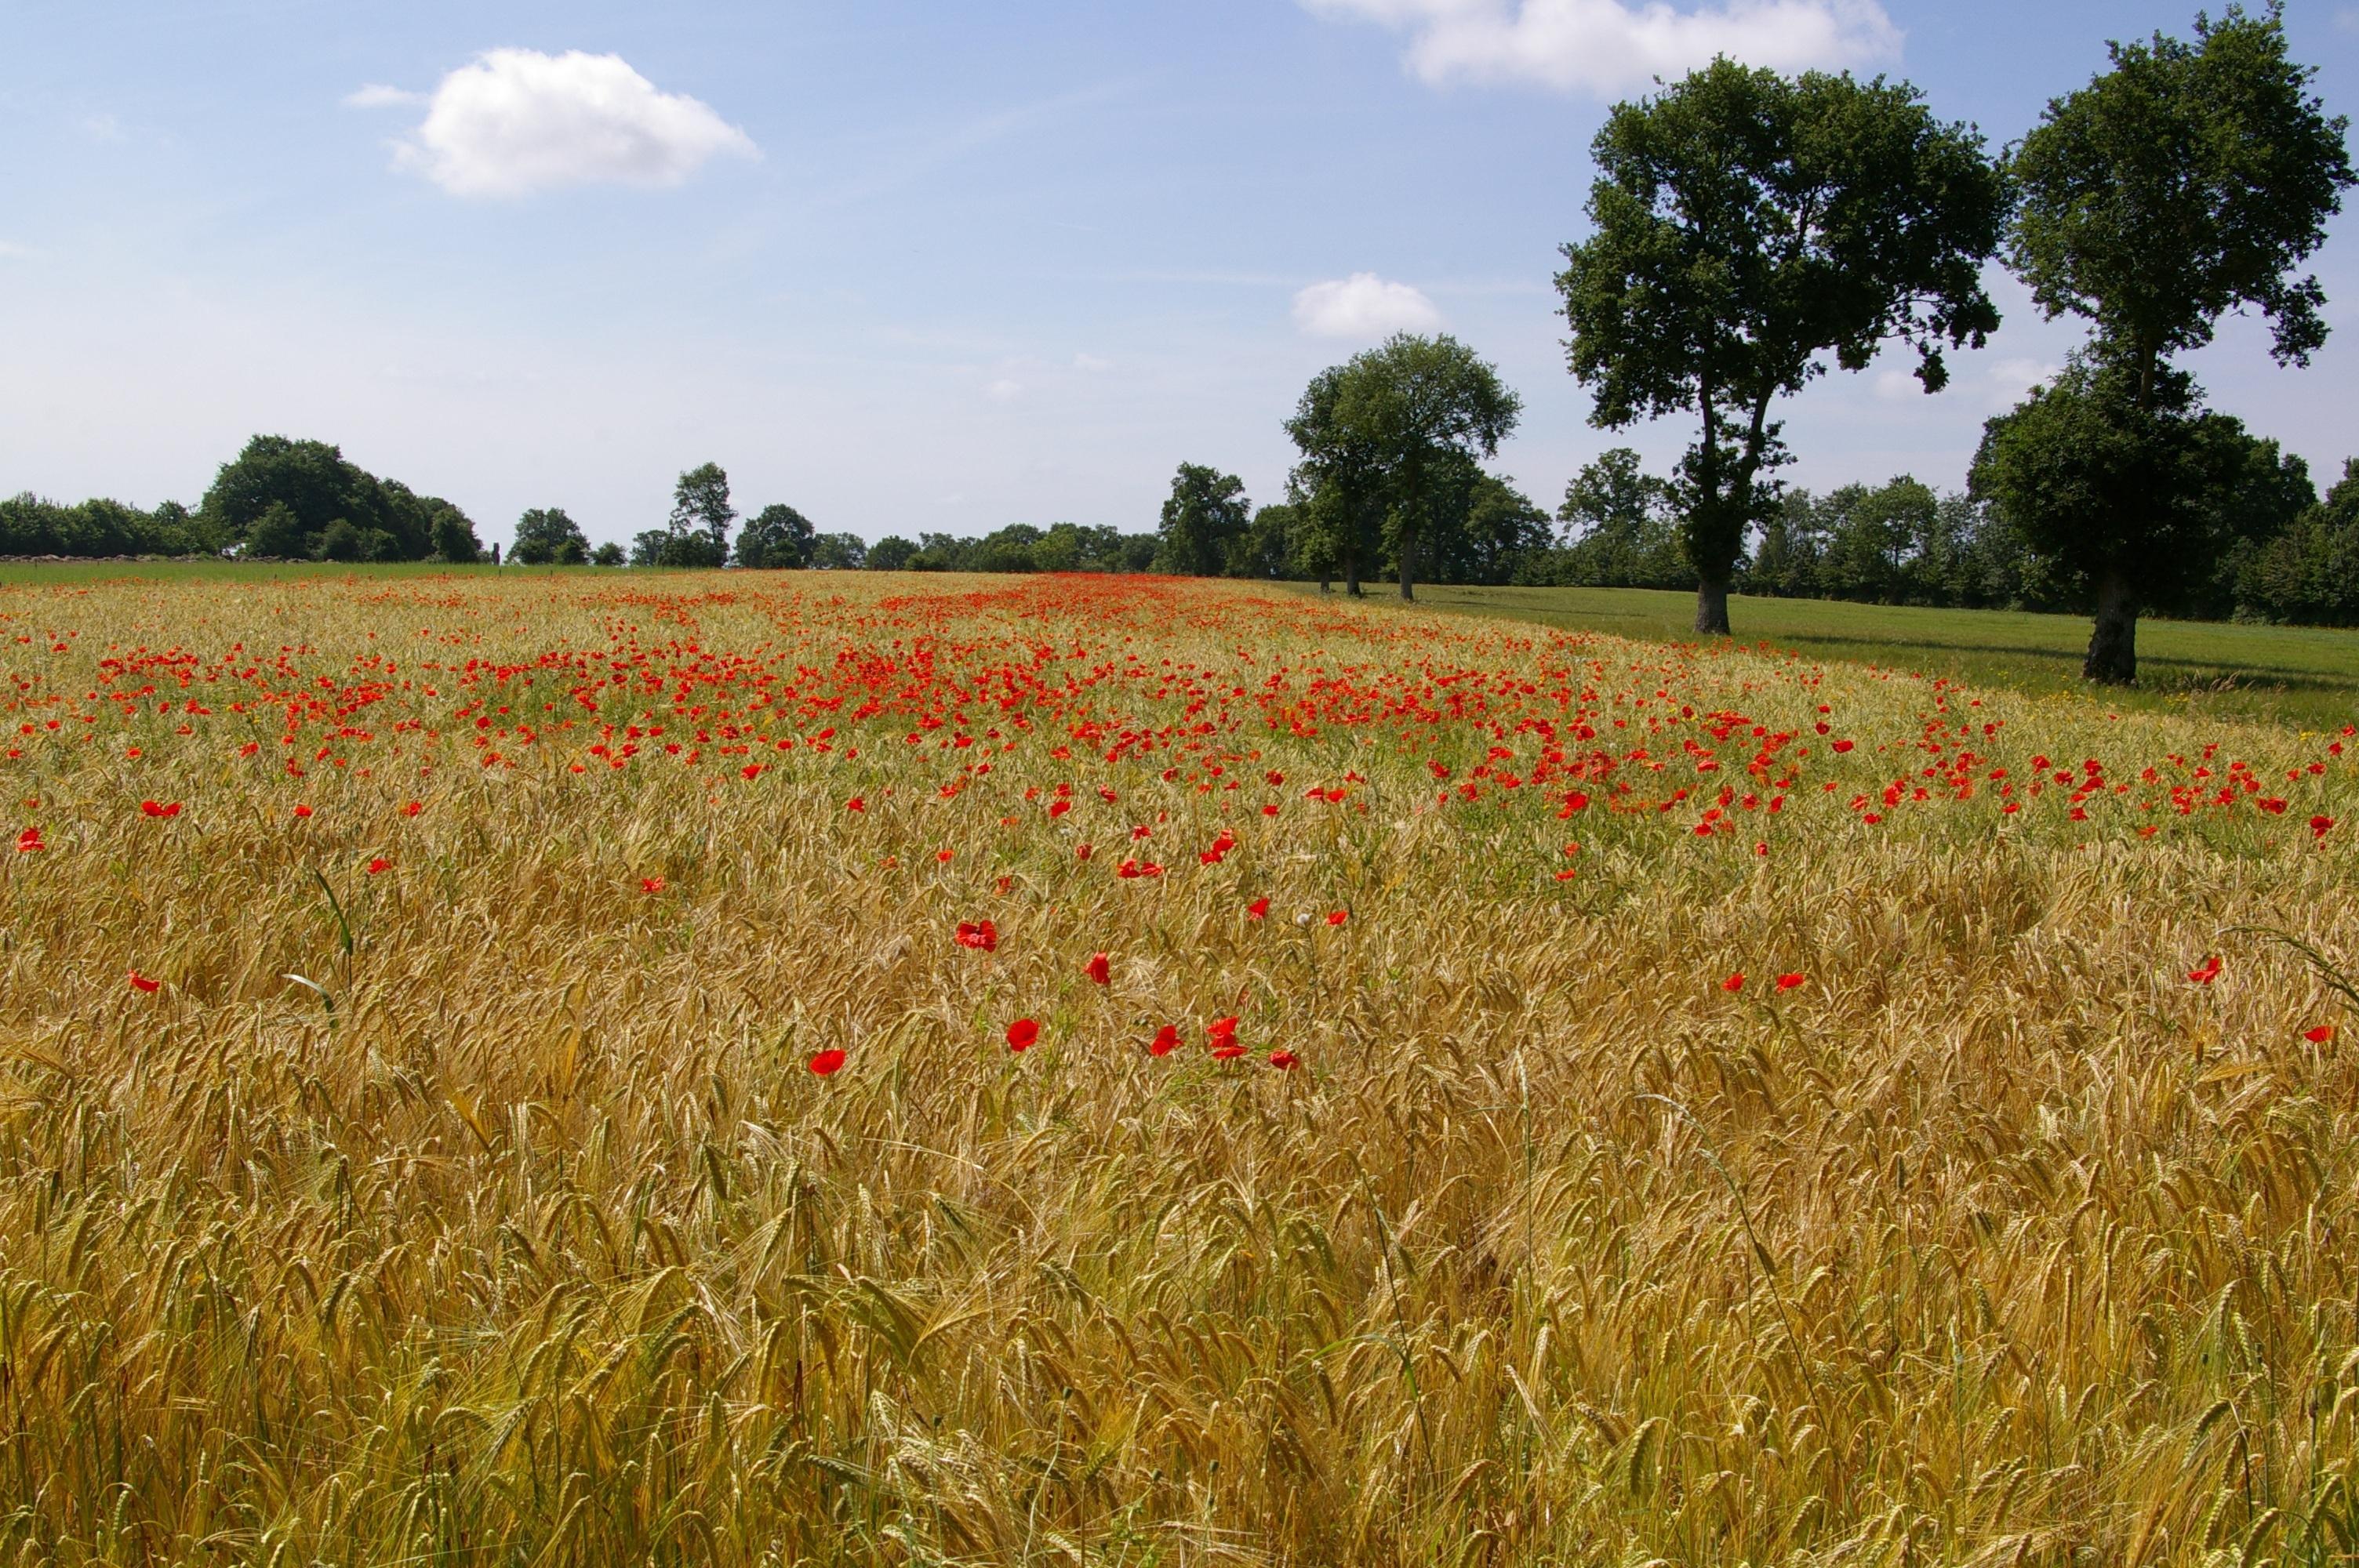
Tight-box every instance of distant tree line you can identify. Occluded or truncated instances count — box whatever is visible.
[1545,446,2359,626]
[5,436,485,562]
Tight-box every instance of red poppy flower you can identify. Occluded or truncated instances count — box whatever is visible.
[293,804,313,818]
[128,970,160,993]
[2313,815,2336,840]
[140,800,182,818]
[2304,1025,2336,1044]
[1083,951,1110,985]
[1006,1018,1039,1052]
[1212,1042,1248,1062]
[1150,1024,1180,1057]
[846,797,865,812]
[1247,897,1270,920]
[1209,1015,1239,1041]
[741,763,764,780]
[956,920,999,951]
[2188,956,2223,985]
[1775,972,1806,992]
[808,1048,847,1076]
[1075,843,1093,860]
[1721,974,1745,993]
[367,857,390,874]
[641,876,666,894]
[15,827,43,853]
[1268,1050,1300,1070]
[402,800,423,817]
[1325,909,1349,927]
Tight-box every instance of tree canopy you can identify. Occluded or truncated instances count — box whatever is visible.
[737,504,816,569]
[1285,334,1520,600]
[511,508,587,566]
[1999,2,2353,681]
[1154,465,1252,577]
[1558,60,2009,635]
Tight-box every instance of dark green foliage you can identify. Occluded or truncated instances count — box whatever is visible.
[0,493,209,557]
[1423,472,1550,587]
[880,524,1156,575]
[1233,504,1303,581]
[2241,460,2359,626]
[511,508,588,567]
[1747,482,2062,609]
[646,463,733,568]
[810,533,869,571]
[1285,335,1521,601]
[737,504,816,569]
[2010,4,2353,391]
[1286,365,1385,594]
[1154,465,1252,577]
[315,520,408,564]
[1542,449,1688,590]
[1559,60,2008,633]
[1971,354,2314,640]
[2000,3,2352,679]
[590,542,626,568]
[187,436,471,562]
[246,502,310,560]
[867,535,918,572]
[429,506,484,564]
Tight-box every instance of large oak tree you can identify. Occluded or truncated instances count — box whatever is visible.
[1558,61,2008,636]
[2003,2,2352,682]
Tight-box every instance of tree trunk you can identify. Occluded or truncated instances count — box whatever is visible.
[2085,570,2138,684]
[1344,546,1361,597]
[1694,576,1732,637]
[1398,534,1416,601]
[1318,572,1332,594]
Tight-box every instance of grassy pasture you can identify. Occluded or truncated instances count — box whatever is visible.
[0,568,2355,1565]
[1311,582,2359,733]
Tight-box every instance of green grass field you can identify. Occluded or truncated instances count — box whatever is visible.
[1295,582,2359,732]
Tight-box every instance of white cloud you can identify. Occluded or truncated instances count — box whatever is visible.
[344,84,423,110]
[0,241,34,260]
[984,379,1023,402]
[1292,273,1443,339]
[390,49,755,198]
[81,113,125,143]
[1302,0,1900,96]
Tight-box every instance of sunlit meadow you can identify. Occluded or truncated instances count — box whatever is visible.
[1,568,2355,1566]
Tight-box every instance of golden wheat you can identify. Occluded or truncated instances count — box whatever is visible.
[0,569,2351,1566]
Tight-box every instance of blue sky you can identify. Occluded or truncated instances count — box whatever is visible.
[6,1,2359,551]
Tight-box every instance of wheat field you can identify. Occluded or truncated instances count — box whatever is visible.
[0,568,2354,1566]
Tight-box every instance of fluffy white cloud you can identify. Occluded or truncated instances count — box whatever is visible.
[1292,273,1443,339]
[0,241,33,260]
[984,379,1024,403]
[389,49,755,198]
[1303,0,1899,96]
